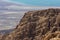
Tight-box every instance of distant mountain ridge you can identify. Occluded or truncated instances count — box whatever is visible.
[0,29,14,34]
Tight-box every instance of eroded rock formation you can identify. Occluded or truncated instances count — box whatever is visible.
[1,8,60,40]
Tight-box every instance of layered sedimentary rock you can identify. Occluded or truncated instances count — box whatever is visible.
[1,8,60,40]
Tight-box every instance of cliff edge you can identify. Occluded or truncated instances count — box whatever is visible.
[1,8,60,40]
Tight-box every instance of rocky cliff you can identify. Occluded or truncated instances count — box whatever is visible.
[1,8,60,40]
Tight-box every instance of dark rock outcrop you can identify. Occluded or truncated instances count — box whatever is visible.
[1,8,60,40]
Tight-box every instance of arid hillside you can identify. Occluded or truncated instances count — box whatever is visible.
[1,8,60,40]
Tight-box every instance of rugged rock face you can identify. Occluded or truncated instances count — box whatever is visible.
[1,8,60,40]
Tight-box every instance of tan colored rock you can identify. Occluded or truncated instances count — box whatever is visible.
[1,8,60,40]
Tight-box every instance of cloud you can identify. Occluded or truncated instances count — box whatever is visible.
[1,0,10,1]
[2,0,26,5]
[2,0,10,1]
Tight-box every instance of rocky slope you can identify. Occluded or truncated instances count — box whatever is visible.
[1,8,60,40]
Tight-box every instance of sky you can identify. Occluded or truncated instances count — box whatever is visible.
[1,0,60,6]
